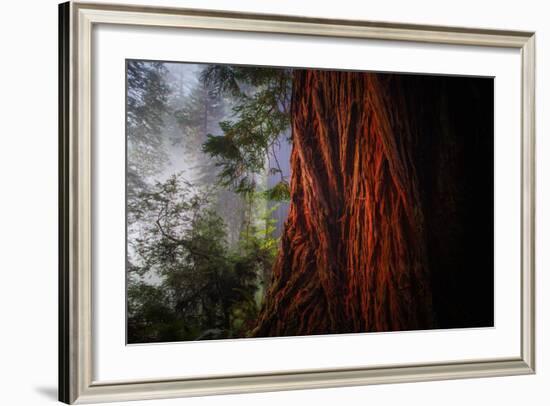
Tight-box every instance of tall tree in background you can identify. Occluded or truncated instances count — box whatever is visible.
[127,60,171,197]
[174,69,248,247]
[174,75,225,168]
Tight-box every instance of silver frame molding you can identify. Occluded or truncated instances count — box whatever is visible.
[58,1,536,404]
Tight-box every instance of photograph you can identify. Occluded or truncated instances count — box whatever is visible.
[126,60,494,344]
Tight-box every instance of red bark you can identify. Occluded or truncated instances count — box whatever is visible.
[253,70,434,336]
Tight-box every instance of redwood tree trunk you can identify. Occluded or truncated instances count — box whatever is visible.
[253,70,434,336]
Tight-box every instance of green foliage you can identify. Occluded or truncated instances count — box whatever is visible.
[200,65,292,197]
[127,174,277,343]
[227,204,279,336]
[127,282,187,342]
[201,65,289,99]
[262,181,290,201]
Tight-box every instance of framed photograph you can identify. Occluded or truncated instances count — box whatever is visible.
[59,1,535,403]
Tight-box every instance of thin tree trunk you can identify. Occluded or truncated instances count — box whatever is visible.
[252,70,434,336]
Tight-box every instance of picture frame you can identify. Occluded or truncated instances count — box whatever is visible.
[59,1,535,404]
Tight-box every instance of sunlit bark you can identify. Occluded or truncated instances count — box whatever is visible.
[253,70,434,336]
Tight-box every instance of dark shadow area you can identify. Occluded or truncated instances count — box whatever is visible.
[410,74,494,328]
